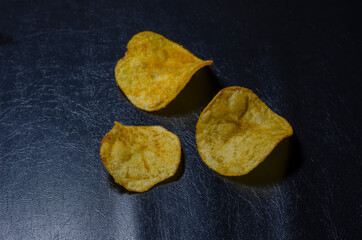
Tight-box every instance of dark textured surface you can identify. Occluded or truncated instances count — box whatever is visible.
[0,0,361,239]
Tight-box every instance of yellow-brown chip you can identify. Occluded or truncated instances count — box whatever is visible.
[100,122,181,192]
[196,86,293,176]
[115,31,213,111]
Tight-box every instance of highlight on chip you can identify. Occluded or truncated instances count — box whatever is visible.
[100,122,181,192]
[196,86,293,176]
[115,31,213,111]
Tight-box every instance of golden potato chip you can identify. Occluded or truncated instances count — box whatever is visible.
[100,122,181,192]
[196,86,293,176]
[115,31,213,111]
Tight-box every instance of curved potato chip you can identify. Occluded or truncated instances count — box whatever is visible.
[100,122,181,192]
[115,31,213,111]
[196,86,293,176]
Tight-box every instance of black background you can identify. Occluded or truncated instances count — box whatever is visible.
[1,0,361,239]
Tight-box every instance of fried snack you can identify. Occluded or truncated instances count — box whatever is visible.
[196,87,293,176]
[100,122,181,192]
[115,31,213,111]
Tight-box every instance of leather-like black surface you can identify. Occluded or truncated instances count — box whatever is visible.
[0,0,361,239]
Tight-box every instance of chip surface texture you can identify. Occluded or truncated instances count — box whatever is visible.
[115,31,213,111]
[100,122,181,192]
[196,86,293,176]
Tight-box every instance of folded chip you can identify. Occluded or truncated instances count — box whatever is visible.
[196,87,293,176]
[100,122,181,192]
[115,31,213,111]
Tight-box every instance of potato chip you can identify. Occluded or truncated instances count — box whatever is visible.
[196,86,293,176]
[115,31,213,111]
[100,122,181,192]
